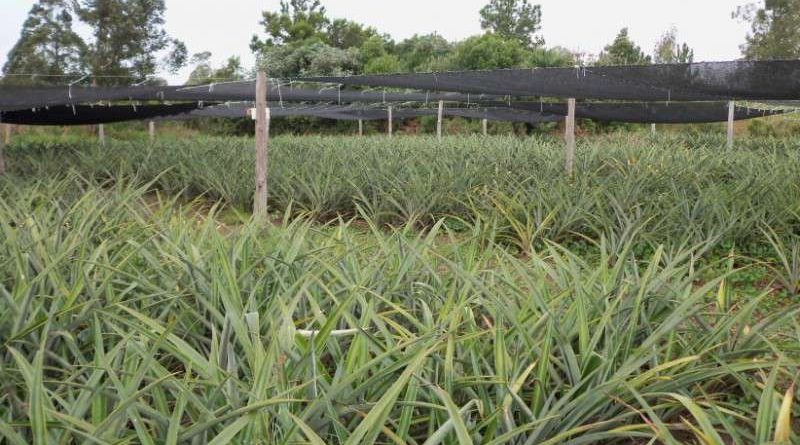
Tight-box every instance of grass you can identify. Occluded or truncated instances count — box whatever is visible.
[1,133,799,443]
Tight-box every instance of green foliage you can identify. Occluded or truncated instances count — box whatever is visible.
[7,133,800,255]
[251,0,329,47]
[0,169,797,444]
[74,0,186,81]
[653,27,694,64]
[257,42,360,78]
[479,0,544,47]
[451,33,528,70]
[528,46,575,67]
[363,54,402,74]
[395,33,453,72]
[736,0,800,60]
[327,18,381,49]
[2,0,86,82]
[597,28,652,66]
[186,53,247,85]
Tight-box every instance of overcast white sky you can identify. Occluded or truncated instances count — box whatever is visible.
[1,0,753,84]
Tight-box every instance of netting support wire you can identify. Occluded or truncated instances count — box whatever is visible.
[565,98,576,177]
[68,74,91,100]
[727,101,735,149]
[254,71,269,218]
[437,100,444,142]
[387,105,393,138]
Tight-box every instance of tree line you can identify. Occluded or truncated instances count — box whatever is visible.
[3,0,799,86]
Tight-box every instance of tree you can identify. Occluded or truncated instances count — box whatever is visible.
[395,33,452,72]
[185,52,245,85]
[735,0,800,59]
[653,27,694,64]
[3,0,86,83]
[73,0,186,83]
[529,46,575,67]
[258,42,360,78]
[450,34,527,70]
[327,18,380,49]
[251,0,329,51]
[479,0,544,48]
[597,28,651,66]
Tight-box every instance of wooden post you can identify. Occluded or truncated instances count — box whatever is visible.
[358,119,363,136]
[482,118,488,136]
[727,101,735,149]
[0,124,6,175]
[148,120,155,142]
[254,71,269,217]
[388,106,393,137]
[98,124,106,146]
[3,124,10,145]
[565,98,576,176]
[437,100,444,141]
[651,123,656,136]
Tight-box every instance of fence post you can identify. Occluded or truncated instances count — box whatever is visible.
[651,123,656,136]
[358,119,363,136]
[388,106,393,138]
[254,71,269,218]
[482,118,488,136]
[98,124,106,146]
[148,120,155,142]
[437,100,444,141]
[565,98,576,176]
[727,101,735,149]
[0,124,6,175]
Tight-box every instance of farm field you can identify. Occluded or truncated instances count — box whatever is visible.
[1,134,799,444]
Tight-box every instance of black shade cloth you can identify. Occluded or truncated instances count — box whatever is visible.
[0,103,203,126]
[0,84,497,111]
[504,101,785,123]
[300,60,800,101]
[170,103,563,124]
[173,82,497,105]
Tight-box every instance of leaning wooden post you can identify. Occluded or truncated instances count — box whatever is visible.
[0,124,6,175]
[565,98,576,176]
[482,118,488,136]
[358,119,363,136]
[437,100,444,141]
[98,123,106,146]
[254,71,269,218]
[727,101,735,149]
[148,120,155,142]
[388,106,393,138]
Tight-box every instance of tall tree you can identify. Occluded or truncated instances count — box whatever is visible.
[395,33,452,72]
[73,0,186,83]
[186,52,246,85]
[3,0,86,83]
[251,0,329,50]
[327,19,380,49]
[479,0,544,48]
[653,27,694,64]
[735,0,800,59]
[597,28,651,66]
[450,34,527,70]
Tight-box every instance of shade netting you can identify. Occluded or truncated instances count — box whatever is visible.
[301,60,800,101]
[0,103,203,126]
